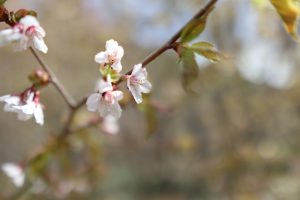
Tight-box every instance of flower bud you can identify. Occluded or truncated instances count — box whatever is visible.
[28,69,50,88]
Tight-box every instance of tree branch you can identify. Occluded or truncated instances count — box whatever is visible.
[8,1,219,199]
[29,47,76,108]
[120,0,218,77]
[72,0,218,129]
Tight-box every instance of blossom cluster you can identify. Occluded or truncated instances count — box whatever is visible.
[0,15,48,53]
[86,39,152,121]
[0,12,152,131]
[0,88,44,125]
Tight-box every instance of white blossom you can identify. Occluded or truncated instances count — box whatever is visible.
[127,64,152,104]
[0,27,22,46]
[86,79,123,118]
[0,91,44,125]
[0,15,48,53]
[1,163,25,187]
[101,115,120,135]
[94,39,124,72]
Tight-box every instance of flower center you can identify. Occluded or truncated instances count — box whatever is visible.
[25,26,36,36]
[108,53,117,64]
[130,76,145,86]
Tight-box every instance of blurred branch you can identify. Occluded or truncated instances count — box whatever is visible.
[7,181,32,200]
[29,47,76,108]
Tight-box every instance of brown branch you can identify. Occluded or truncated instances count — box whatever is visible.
[118,0,218,79]
[29,47,76,108]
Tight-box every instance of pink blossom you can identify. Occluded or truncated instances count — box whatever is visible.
[86,79,123,118]
[94,39,124,72]
[0,90,44,125]
[0,15,48,53]
[127,64,152,104]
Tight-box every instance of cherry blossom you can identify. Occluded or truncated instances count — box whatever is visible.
[127,64,152,104]
[0,15,48,53]
[0,90,44,125]
[86,79,123,118]
[1,163,25,187]
[94,39,124,72]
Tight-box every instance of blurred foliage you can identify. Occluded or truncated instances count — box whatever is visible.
[270,0,300,40]
[0,0,300,200]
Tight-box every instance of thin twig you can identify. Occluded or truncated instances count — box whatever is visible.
[29,47,76,108]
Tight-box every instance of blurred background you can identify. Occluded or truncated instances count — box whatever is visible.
[1,0,300,199]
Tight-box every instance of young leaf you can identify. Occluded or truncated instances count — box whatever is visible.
[270,0,300,39]
[179,47,199,93]
[180,5,215,43]
[190,41,224,63]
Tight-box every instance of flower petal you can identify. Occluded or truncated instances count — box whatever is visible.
[109,102,122,118]
[1,163,25,187]
[20,15,40,28]
[34,104,44,125]
[98,100,110,118]
[95,51,108,64]
[86,93,100,112]
[0,95,20,105]
[105,39,118,52]
[140,80,152,93]
[98,99,122,119]
[35,26,46,38]
[102,115,119,135]
[116,46,124,60]
[97,79,113,93]
[17,103,35,115]
[16,35,30,51]
[0,29,22,46]
[111,61,122,72]
[129,85,143,104]
[4,104,19,112]
[33,36,48,53]
[131,64,142,76]
[112,91,124,101]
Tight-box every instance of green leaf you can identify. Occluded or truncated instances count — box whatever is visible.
[190,41,224,63]
[180,5,215,43]
[270,0,300,40]
[180,47,199,93]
